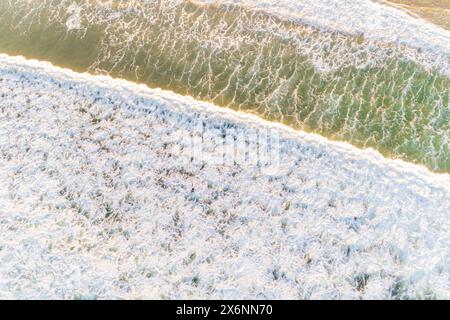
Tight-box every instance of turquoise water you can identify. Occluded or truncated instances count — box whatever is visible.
[0,0,448,172]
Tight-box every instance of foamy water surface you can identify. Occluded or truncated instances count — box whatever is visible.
[0,0,448,172]
[0,55,449,299]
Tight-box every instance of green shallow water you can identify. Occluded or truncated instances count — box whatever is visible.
[0,0,448,172]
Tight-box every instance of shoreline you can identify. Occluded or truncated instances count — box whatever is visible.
[380,0,450,32]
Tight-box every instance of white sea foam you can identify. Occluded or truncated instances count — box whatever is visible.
[0,54,449,299]
[66,3,82,31]
[195,0,450,58]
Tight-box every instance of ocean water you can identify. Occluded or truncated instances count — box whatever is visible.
[0,55,449,299]
[0,0,449,300]
[0,0,448,172]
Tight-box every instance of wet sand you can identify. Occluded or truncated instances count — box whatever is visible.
[382,0,450,31]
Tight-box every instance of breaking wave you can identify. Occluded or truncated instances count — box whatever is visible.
[0,0,448,172]
[0,54,449,299]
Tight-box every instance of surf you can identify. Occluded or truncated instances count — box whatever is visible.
[0,54,449,299]
[0,0,448,172]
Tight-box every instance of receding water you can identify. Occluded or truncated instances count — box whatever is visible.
[0,0,448,172]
